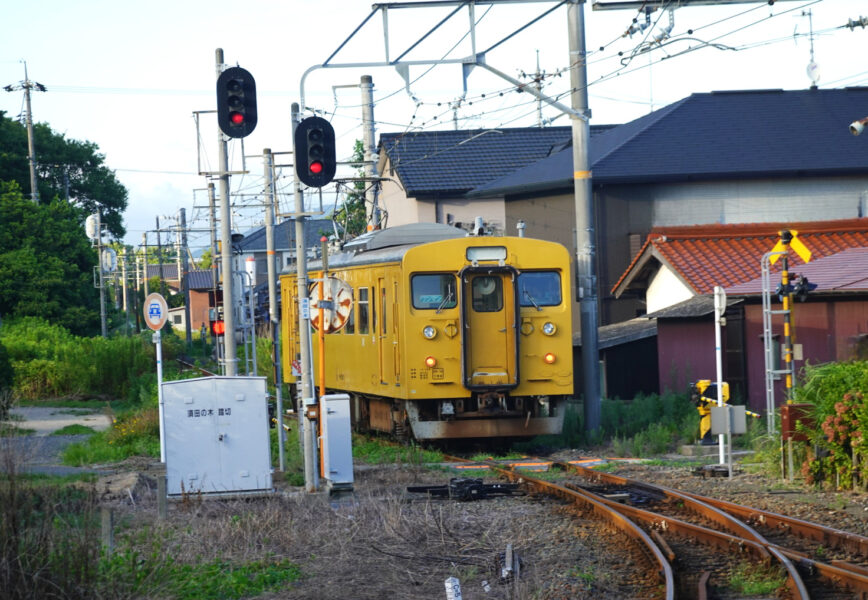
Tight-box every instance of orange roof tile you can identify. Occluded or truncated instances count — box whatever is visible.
[612,218,868,296]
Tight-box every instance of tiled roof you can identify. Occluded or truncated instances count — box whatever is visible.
[145,264,178,280]
[379,126,614,197]
[471,87,868,196]
[236,218,333,252]
[726,247,868,295]
[187,270,214,290]
[612,218,868,297]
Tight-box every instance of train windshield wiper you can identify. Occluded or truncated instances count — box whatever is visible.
[523,289,541,311]
[436,287,454,314]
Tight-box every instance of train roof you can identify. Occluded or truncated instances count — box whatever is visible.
[341,223,467,253]
[297,223,469,271]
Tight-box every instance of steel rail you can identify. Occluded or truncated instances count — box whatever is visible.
[556,460,809,598]
[441,455,675,599]
[559,459,868,595]
[677,489,868,560]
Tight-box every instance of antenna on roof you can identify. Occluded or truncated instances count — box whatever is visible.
[799,9,821,88]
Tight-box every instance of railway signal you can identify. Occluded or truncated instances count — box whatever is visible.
[216,66,257,138]
[295,116,336,187]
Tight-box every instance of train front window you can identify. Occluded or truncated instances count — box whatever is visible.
[471,276,502,312]
[412,274,457,310]
[518,271,561,307]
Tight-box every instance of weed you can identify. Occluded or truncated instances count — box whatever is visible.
[352,434,444,464]
[728,561,786,595]
[51,423,96,436]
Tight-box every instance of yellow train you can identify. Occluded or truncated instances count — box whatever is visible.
[280,223,573,441]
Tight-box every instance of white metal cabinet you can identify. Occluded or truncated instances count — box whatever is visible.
[163,376,272,496]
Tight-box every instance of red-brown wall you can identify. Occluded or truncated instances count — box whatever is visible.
[656,319,717,394]
[742,298,868,411]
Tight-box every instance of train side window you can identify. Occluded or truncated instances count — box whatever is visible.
[345,287,355,334]
[358,288,369,334]
[471,276,503,312]
[381,287,387,334]
[518,271,561,307]
[411,274,457,310]
[370,287,377,334]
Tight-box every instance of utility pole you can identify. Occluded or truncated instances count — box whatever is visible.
[155,216,166,296]
[568,0,601,433]
[3,62,45,204]
[292,102,317,492]
[216,48,238,376]
[97,213,107,338]
[208,182,219,319]
[180,208,192,349]
[519,50,546,127]
[360,75,380,228]
[263,148,286,471]
[141,234,149,297]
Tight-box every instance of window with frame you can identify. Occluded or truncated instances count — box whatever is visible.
[411,274,457,310]
[345,287,355,334]
[517,271,561,307]
[358,287,369,334]
[471,276,502,312]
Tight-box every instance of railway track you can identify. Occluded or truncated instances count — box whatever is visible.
[444,455,868,599]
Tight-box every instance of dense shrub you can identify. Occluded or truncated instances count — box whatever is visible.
[0,317,153,401]
[793,361,868,490]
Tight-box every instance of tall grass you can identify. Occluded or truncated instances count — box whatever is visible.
[519,392,697,455]
[0,434,101,598]
[0,317,156,401]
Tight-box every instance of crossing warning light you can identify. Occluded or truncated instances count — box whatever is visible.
[216,66,257,138]
[211,320,226,336]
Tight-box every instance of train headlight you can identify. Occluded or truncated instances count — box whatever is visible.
[422,325,437,339]
[425,356,437,368]
[544,353,556,364]
[542,322,556,336]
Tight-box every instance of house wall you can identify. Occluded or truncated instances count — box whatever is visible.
[582,174,868,324]
[656,318,716,395]
[741,298,868,411]
[646,266,694,314]
[188,290,211,330]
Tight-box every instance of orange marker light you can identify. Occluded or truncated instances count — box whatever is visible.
[544,353,556,364]
[425,356,437,368]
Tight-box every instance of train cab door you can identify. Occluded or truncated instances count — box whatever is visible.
[460,269,519,389]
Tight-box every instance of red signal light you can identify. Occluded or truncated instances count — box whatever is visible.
[230,112,244,125]
[211,320,226,336]
[309,161,324,174]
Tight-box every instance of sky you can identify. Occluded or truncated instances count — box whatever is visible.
[2,0,866,254]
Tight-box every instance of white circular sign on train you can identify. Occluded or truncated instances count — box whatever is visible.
[309,277,354,333]
[144,293,169,331]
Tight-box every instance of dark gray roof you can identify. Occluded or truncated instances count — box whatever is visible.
[146,264,178,280]
[645,296,743,320]
[379,126,614,197]
[572,317,657,349]
[187,270,214,290]
[235,218,334,252]
[470,87,868,197]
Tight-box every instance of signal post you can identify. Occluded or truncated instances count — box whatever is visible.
[214,49,257,376]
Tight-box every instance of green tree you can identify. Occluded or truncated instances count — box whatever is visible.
[331,139,368,237]
[0,111,128,238]
[0,181,100,335]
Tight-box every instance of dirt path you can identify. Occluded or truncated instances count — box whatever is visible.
[3,406,113,476]
[10,406,112,436]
